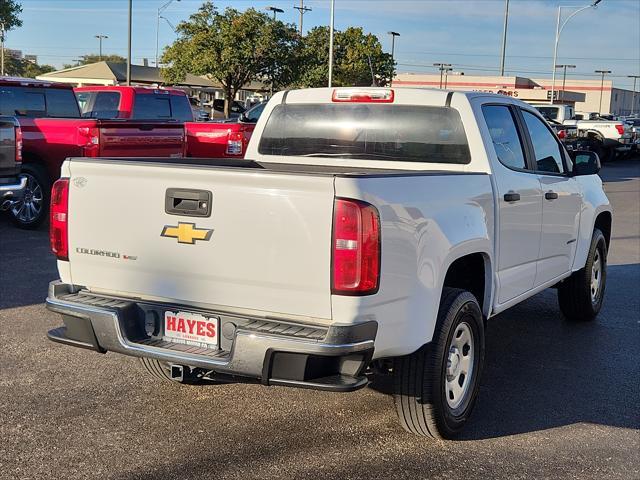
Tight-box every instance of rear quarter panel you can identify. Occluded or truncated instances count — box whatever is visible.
[333,174,494,358]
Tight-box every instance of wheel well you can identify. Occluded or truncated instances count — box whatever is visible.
[443,253,487,313]
[594,212,612,250]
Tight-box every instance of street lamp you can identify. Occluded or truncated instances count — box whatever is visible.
[628,75,640,115]
[595,69,611,115]
[550,0,602,104]
[156,0,180,67]
[388,31,400,86]
[95,35,108,61]
[555,64,576,100]
[265,6,284,20]
[433,63,452,89]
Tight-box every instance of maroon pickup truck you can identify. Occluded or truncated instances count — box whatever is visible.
[0,77,185,228]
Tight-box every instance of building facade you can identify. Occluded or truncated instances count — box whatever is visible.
[393,73,639,116]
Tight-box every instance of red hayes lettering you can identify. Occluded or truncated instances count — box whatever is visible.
[186,319,196,334]
[166,315,216,338]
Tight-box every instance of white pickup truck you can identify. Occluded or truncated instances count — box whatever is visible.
[46,88,612,439]
[530,103,634,161]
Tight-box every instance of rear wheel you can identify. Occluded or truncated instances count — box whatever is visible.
[558,228,607,321]
[393,288,485,439]
[138,358,204,385]
[10,164,50,229]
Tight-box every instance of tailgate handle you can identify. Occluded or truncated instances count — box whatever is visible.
[165,188,212,217]
[139,124,155,131]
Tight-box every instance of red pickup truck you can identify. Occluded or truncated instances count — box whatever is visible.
[0,78,186,228]
[184,102,265,158]
[74,86,194,122]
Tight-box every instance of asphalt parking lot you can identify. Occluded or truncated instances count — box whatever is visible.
[1,158,638,480]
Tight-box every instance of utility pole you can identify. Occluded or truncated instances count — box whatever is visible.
[443,66,453,89]
[95,35,108,61]
[293,1,312,36]
[328,0,335,87]
[555,64,576,100]
[595,69,611,115]
[0,23,5,77]
[499,0,509,76]
[433,63,451,89]
[388,31,400,86]
[127,0,132,86]
[628,75,640,115]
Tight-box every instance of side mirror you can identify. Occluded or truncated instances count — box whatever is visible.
[570,150,601,176]
[238,113,248,123]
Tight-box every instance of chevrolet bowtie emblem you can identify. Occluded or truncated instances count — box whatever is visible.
[161,222,213,245]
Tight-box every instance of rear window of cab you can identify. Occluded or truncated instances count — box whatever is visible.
[258,104,471,164]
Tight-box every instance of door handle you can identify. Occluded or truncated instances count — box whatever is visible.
[545,191,559,200]
[503,191,521,202]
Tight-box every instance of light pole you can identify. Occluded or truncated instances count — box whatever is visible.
[550,0,602,104]
[595,69,611,115]
[0,23,5,77]
[127,0,132,85]
[293,1,312,36]
[443,66,453,89]
[156,0,180,67]
[433,63,451,89]
[555,64,576,100]
[265,6,284,20]
[628,75,640,115]
[95,35,108,61]
[388,31,400,86]
[499,0,509,76]
[328,0,335,87]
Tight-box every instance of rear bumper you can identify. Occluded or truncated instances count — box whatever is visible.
[46,281,376,392]
[0,175,27,201]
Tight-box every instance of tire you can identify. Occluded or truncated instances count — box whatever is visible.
[558,228,607,322]
[10,163,50,229]
[594,144,614,163]
[393,288,485,439]
[138,358,203,385]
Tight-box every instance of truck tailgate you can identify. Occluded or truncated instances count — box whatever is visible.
[65,159,335,320]
[98,121,185,157]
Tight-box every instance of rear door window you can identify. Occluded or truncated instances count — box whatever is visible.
[132,94,172,119]
[0,86,46,117]
[482,105,528,170]
[45,88,80,118]
[258,104,471,164]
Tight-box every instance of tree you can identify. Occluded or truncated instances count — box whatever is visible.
[0,0,22,31]
[2,55,55,78]
[161,2,299,117]
[299,26,394,88]
[63,53,126,69]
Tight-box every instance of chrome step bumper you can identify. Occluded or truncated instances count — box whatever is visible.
[46,281,376,392]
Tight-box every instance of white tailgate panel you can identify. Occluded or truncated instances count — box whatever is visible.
[67,161,334,320]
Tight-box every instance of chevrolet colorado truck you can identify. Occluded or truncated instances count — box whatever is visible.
[530,103,634,161]
[0,77,186,228]
[0,116,26,210]
[45,87,612,439]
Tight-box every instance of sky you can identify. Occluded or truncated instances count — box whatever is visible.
[5,0,640,90]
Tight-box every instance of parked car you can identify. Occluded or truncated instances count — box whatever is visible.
[0,116,26,212]
[0,77,186,228]
[45,87,611,439]
[530,103,634,161]
[208,98,246,120]
[185,102,265,158]
[74,86,194,122]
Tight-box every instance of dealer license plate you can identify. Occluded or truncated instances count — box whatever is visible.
[163,310,219,349]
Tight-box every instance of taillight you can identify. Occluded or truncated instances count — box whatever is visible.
[14,125,23,163]
[50,178,69,261]
[332,198,380,295]
[77,126,100,157]
[332,88,394,103]
[615,124,625,135]
[226,131,243,155]
[557,129,566,140]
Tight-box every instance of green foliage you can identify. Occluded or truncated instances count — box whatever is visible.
[0,0,22,31]
[299,26,394,88]
[62,54,127,69]
[1,53,54,78]
[161,2,300,117]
